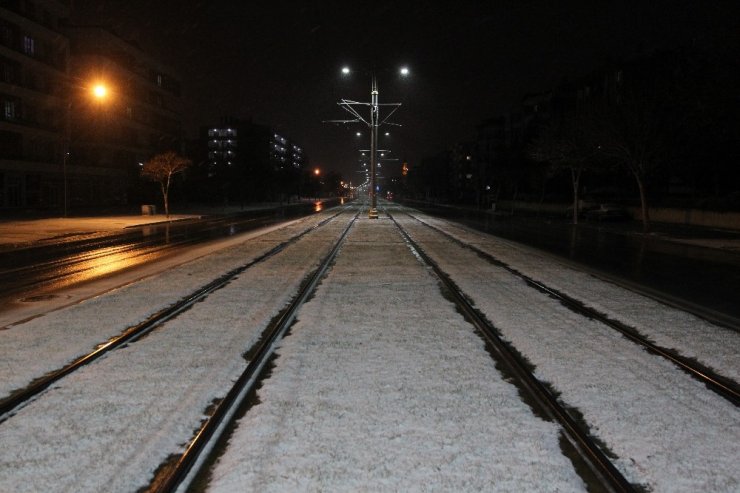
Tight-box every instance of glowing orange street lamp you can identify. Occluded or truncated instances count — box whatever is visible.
[92,83,108,99]
[63,80,111,217]
[314,168,320,176]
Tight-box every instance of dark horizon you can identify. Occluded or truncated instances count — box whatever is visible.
[71,1,737,178]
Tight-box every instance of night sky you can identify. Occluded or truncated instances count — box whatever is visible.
[72,1,735,180]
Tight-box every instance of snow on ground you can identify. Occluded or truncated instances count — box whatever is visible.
[397,213,740,491]
[0,212,332,398]
[2,204,737,492]
[206,217,585,492]
[414,213,740,383]
[0,212,354,493]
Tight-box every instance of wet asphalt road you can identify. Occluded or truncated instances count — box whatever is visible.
[0,201,335,305]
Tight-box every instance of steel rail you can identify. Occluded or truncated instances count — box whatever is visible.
[388,211,636,493]
[406,212,740,407]
[0,211,344,422]
[149,211,359,493]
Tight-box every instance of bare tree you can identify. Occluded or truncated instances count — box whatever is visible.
[141,151,192,218]
[593,74,681,232]
[528,114,599,224]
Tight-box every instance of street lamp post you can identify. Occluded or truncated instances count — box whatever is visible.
[63,81,110,217]
[63,95,72,218]
[63,147,69,217]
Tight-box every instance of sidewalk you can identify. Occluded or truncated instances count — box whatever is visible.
[0,203,288,247]
[0,214,200,246]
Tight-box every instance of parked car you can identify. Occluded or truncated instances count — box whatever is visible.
[584,203,631,221]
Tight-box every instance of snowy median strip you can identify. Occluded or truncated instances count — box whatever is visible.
[205,218,585,492]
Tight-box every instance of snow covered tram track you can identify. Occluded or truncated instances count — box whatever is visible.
[147,211,359,493]
[0,209,359,493]
[0,210,345,422]
[387,212,635,493]
[391,210,739,491]
[404,212,740,407]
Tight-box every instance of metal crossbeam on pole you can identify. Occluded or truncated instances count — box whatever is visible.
[327,67,407,218]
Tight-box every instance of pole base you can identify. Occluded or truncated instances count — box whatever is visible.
[368,208,379,219]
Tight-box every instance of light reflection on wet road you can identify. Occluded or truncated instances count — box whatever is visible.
[0,202,338,307]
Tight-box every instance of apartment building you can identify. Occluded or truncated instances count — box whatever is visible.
[201,118,305,203]
[0,0,69,209]
[0,2,183,211]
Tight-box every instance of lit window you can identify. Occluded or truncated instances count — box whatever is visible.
[23,36,35,55]
[4,100,15,119]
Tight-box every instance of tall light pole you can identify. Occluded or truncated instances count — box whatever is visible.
[326,66,407,219]
[63,147,69,218]
[63,81,110,217]
[369,75,379,218]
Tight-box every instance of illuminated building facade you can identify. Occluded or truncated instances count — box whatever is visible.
[200,117,306,203]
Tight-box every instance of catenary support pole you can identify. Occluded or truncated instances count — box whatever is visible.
[369,75,379,219]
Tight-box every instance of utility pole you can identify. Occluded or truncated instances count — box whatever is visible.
[325,67,406,219]
[63,147,69,217]
[369,76,379,218]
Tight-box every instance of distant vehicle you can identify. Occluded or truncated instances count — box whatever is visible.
[584,203,631,221]
[386,191,394,201]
